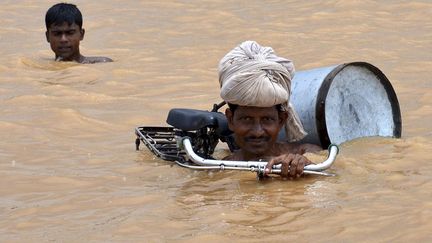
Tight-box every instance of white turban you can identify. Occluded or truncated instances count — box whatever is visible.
[218,40,306,142]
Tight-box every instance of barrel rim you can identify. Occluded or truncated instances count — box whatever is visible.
[315,61,402,147]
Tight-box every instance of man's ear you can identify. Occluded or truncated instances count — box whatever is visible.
[225,108,234,130]
[278,111,288,126]
[45,30,50,43]
[80,28,85,41]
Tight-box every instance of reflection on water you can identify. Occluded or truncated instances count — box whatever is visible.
[20,57,75,71]
[19,57,106,86]
[1,0,432,242]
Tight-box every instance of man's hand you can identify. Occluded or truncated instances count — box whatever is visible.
[264,154,312,178]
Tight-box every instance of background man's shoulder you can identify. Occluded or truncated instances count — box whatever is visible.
[83,56,113,64]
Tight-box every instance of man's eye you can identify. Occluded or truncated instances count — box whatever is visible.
[263,117,275,121]
[238,117,252,122]
[67,31,75,35]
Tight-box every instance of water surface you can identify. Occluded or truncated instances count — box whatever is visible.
[1,0,431,242]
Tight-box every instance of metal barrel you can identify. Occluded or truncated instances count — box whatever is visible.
[287,62,402,148]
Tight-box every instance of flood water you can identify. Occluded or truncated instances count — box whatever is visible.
[1,0,432,242]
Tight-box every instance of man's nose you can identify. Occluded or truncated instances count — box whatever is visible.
[251,122,265,136]
[60,34,68,42]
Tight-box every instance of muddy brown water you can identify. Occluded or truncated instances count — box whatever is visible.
[1,1,432,242]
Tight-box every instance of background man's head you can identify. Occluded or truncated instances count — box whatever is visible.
[45,3,83,31]
[45,3,85,62]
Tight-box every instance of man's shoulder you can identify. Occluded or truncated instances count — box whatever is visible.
[277,142,322,154]
[299,143,322,153]
[223,151,241,160]
[82,56,113,64]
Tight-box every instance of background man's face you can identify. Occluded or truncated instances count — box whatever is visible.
[226,106,286,158]
[46,22,84,61]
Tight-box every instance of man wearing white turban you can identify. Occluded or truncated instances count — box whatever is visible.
[219,41,321,178]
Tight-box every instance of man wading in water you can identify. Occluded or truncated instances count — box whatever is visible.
[45,3,113,64]
[218,41,321,179]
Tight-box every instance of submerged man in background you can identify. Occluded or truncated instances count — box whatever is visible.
[45,3,113,64]
[218,41,321,179]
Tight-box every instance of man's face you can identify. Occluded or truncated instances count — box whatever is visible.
[46,22,84,61]
[226,106,287,159]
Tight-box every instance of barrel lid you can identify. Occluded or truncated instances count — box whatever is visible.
[316,62,402,147]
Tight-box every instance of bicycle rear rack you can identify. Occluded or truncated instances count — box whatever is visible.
[135,126,185,162]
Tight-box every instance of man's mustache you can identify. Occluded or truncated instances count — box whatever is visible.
[244,136,271,142]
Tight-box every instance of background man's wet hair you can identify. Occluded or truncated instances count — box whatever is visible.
[45,3,83,30]
[227,103,284,114]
